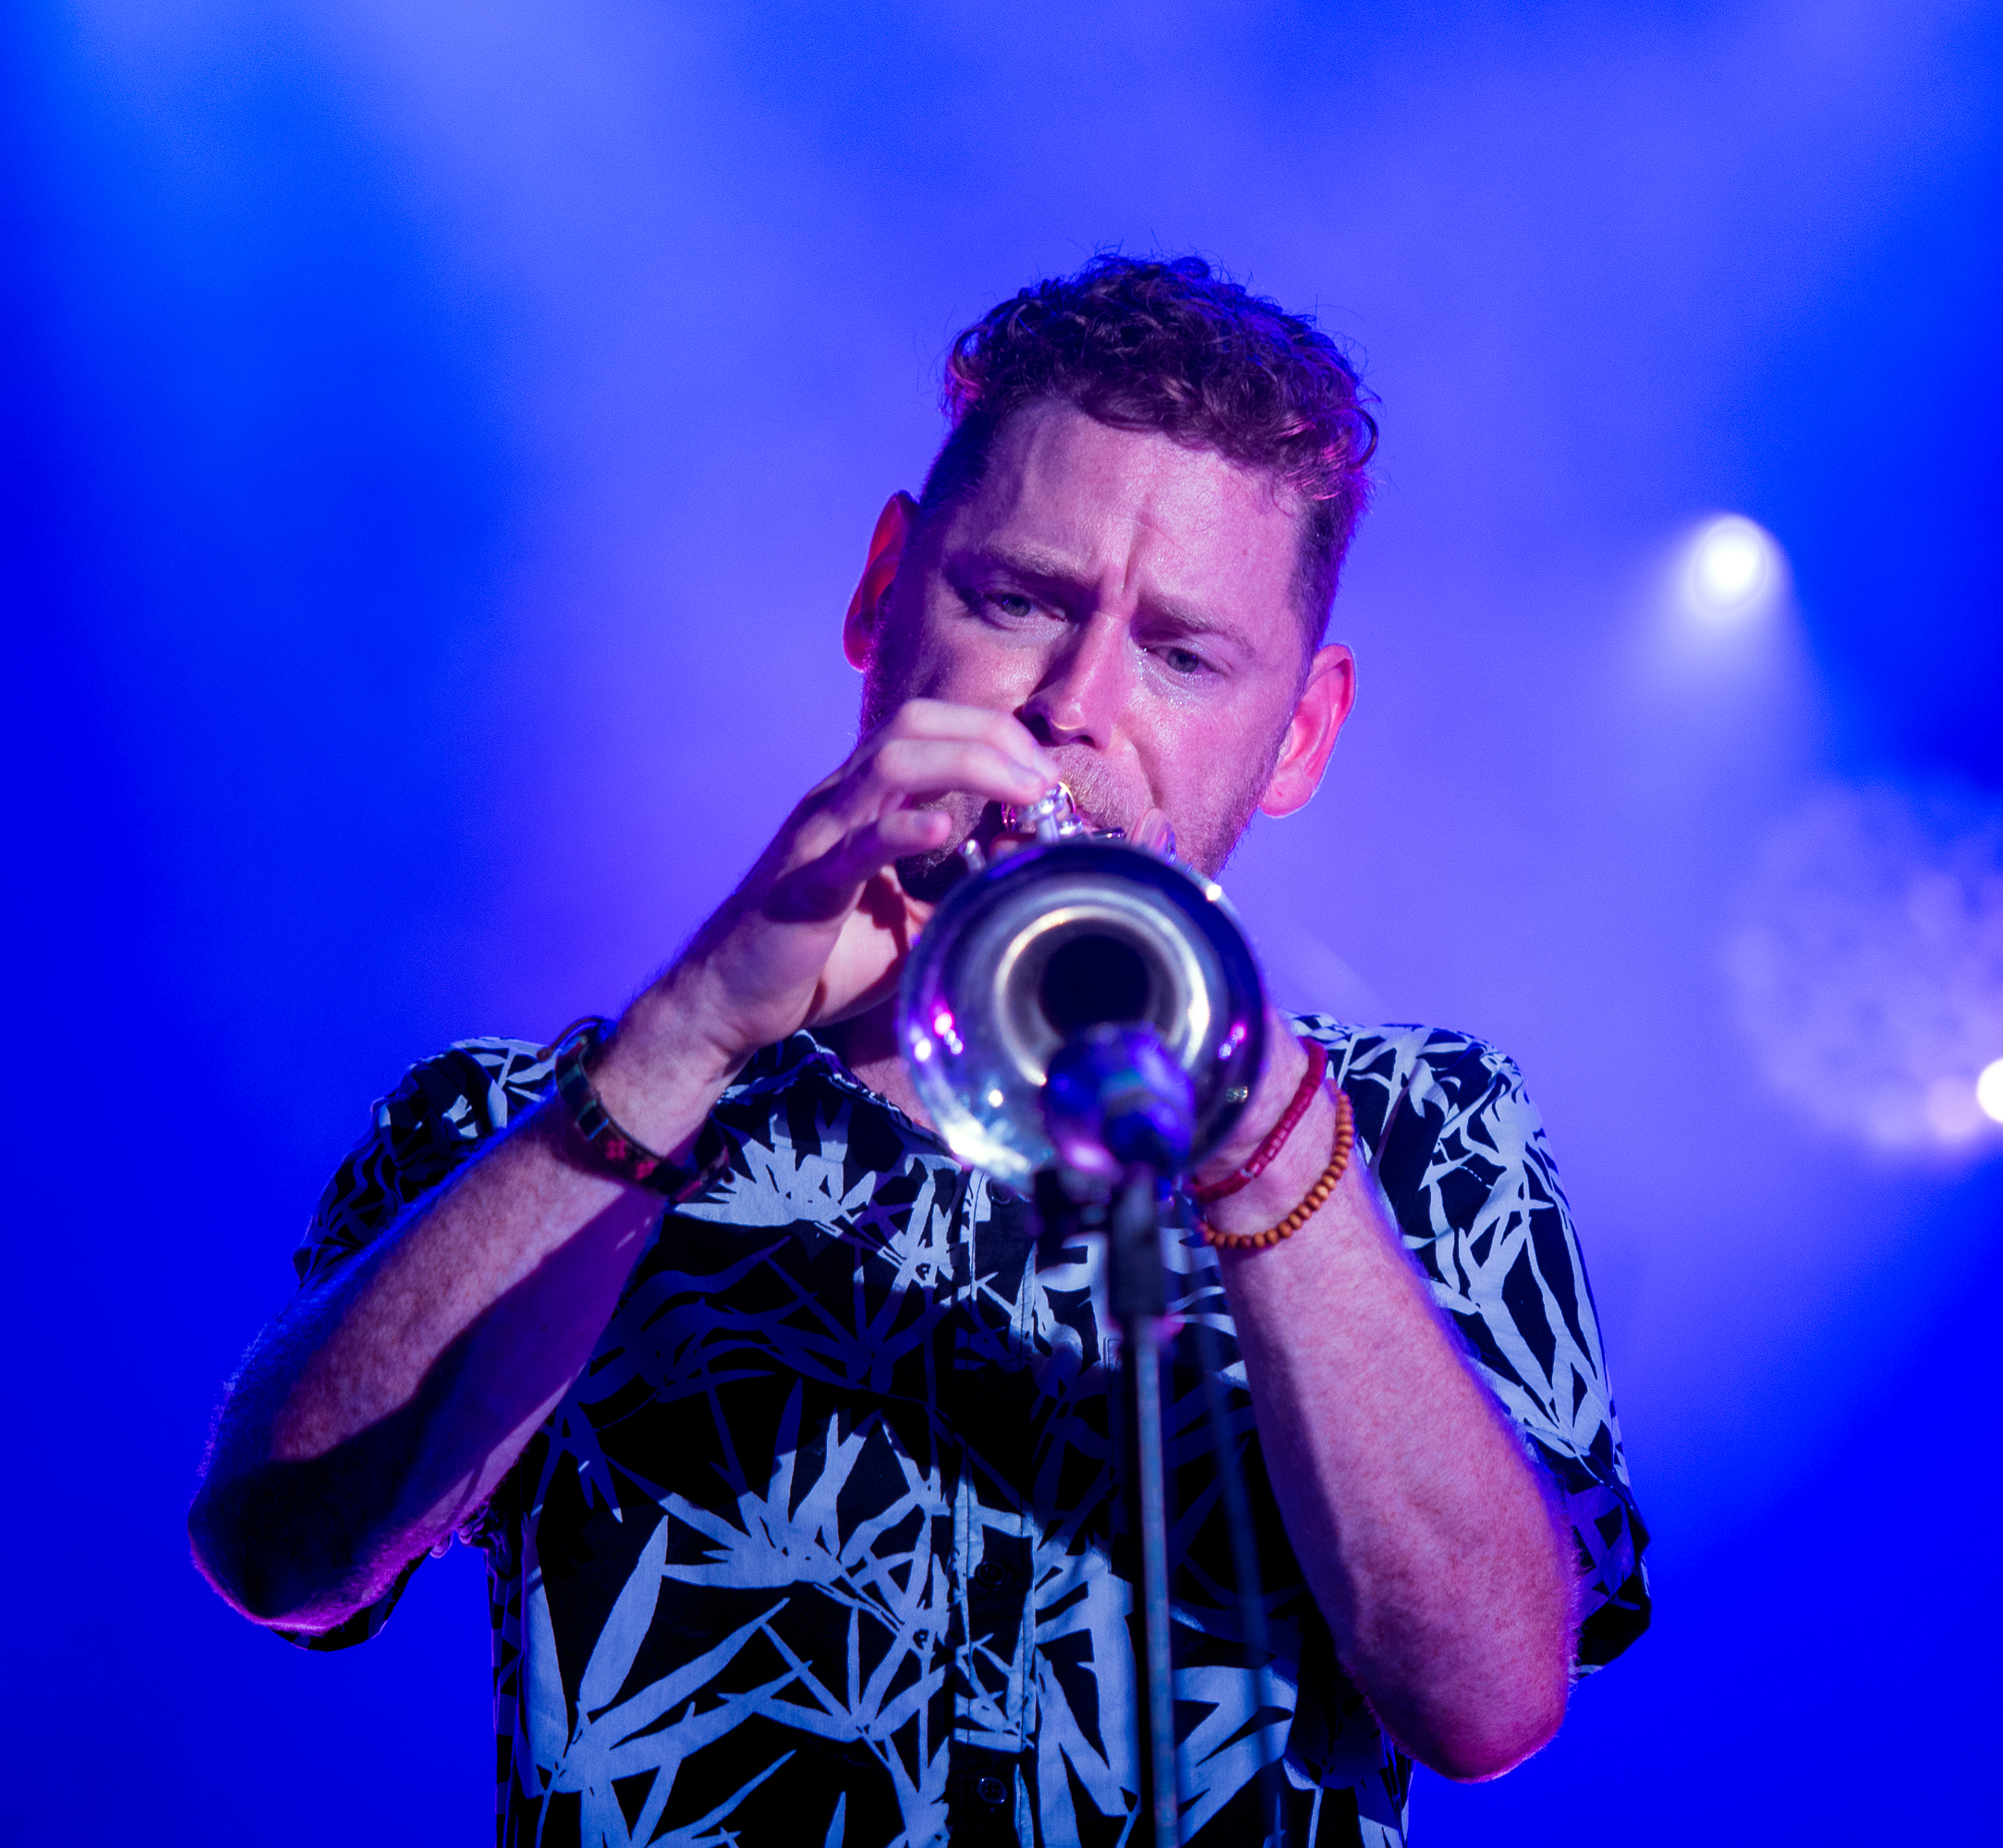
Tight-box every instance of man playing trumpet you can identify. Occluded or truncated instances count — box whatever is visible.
[190,255,1647,1847]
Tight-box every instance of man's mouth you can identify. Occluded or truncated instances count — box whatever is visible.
[896,789,1128,902]
[988,787,1117,850]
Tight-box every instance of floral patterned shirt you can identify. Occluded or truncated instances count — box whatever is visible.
[289,1018,1648,1847]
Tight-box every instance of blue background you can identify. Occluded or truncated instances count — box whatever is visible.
[6,3,1998,1841]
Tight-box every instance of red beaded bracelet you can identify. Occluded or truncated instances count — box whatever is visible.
[1188,1036,1329,1204]
[1199,1088,1355,1251]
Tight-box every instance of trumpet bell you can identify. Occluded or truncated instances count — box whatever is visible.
[897,838,1266,1186]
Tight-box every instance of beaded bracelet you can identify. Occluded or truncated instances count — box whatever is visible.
[1189,1036,1329,1205]
[543,1016,733,1202]
[1197,1088,1355,1251]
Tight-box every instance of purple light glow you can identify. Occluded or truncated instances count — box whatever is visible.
[11,4,1998,1842]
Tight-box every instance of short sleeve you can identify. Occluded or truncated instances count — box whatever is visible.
[279,1037,555,1651]
[1310,1019,1651,1672]
[293,1038,559,1288]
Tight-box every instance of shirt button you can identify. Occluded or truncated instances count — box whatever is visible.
[974,1559,1009,1587]
[976,1775,1009,1805]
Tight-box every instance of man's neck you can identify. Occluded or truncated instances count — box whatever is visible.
[823,999,934,1132]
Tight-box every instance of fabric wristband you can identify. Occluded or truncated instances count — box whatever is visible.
[545,1015,734,1202]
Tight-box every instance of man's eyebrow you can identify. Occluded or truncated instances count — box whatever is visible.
[953,538,1092,589]
[954,540,1259,652]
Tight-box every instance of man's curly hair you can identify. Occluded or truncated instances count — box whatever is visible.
[918,254,1378,648]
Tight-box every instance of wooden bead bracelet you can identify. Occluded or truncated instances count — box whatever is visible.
[1197,1087,1355,1251]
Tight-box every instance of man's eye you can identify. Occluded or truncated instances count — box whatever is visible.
[1159,646,1208,675]
[986,592,1037,619]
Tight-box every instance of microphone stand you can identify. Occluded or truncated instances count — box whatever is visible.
[1038,1023,1282,1848]
[1109,1163,1179,1848]
[1038,1166,1287,1848]
[1037,1162,1180,1848]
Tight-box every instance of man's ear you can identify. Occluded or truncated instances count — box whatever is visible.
[1259,643,1356,818]
[844,492,919,669]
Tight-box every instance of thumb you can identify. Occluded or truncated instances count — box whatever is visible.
[1131,808,1178,860]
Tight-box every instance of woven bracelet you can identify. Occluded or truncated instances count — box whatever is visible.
[543,1016,732,1202]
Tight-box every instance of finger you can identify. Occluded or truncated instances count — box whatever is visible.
[767,809,950,922]
[805,701,1058,812]
[872,699,1060,778]
[834,736,1050,823]
[870,806,955,855]
[1131,808,1177,859]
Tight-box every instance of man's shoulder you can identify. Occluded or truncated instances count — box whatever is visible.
[1290,1015,1557,1202]
[1293,1015,1531,1110]
[363,1035,560,1125]
[295,1037,560,1286]
[358,1029,844,1161]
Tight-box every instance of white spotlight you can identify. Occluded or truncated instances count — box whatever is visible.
[1685,515,1780,619]
[1979,1057,2003,1125]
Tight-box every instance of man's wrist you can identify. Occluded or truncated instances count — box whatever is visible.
[587,970,752,1160]
[1190,1015,1312,1187]
[1197,1082,1342,1237]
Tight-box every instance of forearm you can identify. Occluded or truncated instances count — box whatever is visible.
[1205,1060,1575,1779]
[188,987,739,1628]
[189,704,1054,1630]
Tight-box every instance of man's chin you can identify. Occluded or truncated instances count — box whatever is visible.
[892,796,993,903]
[894,845,969,905]
[892,797,1062,902]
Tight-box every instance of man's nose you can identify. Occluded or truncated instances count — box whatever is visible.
[1018,614,1129,749]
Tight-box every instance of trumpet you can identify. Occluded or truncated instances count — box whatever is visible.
[896,790,1267,1187]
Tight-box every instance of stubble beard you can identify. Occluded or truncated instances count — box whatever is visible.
[880,738,1280,901]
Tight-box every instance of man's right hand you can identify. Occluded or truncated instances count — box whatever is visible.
[592,700,1059,1150]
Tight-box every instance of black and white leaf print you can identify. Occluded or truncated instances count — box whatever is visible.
[289,1022,1648,1846]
